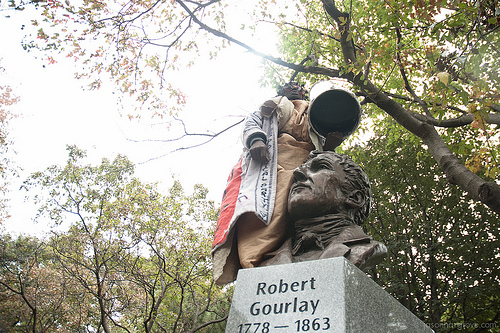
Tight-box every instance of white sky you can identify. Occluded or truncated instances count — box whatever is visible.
[0,5,278,235]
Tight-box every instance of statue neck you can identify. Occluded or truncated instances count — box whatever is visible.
[292,213,354,255]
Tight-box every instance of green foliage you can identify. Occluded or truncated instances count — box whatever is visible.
[347,124,500,332]
[268,0,500,181]
[5,146,230,332]
[271,0,499,104]
[0,233,80,332]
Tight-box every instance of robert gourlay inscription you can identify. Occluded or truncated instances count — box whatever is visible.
[235,276,331,332]
[251,278,320,316]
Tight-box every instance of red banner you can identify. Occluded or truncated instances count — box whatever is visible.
[212,158,243,248]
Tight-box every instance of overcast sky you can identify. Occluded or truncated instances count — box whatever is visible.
[0,5,278,235]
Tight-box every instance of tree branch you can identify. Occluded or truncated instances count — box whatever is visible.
[320,0,357,63]
[175,0,341,77]
[395,27,432,117]
[412,112,500,127]
[191,313,229,332]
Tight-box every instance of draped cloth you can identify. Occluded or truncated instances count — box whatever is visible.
[212,98,321,285]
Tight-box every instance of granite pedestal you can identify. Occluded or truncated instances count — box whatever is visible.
[226,257,433,332]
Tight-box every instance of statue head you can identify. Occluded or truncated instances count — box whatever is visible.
[288,151,371,225]
[277,82,308,101]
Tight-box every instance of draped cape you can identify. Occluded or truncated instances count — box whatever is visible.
[212,97,289,252]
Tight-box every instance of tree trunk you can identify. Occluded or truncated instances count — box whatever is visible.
[97,280,111,333]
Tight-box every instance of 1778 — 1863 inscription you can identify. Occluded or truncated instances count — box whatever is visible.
[247,276,330,332]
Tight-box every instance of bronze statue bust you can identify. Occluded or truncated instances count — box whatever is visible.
[261,151,387,271]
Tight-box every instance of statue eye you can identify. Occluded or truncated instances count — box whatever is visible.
[313,162,332,171]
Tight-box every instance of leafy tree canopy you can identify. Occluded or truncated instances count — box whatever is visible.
[346,123,500,331]
[3,145,230,332]
[4,1,499,212]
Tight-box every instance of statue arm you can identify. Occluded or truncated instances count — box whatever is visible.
[241,97,294,163]
[242,111,267,149]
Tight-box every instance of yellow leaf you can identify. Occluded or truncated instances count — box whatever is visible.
[436,72,450,86]
[465,154,482,174]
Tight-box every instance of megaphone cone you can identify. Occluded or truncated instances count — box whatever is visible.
[308,81,362,138]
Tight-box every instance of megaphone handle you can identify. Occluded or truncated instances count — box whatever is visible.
[323,131,344,151]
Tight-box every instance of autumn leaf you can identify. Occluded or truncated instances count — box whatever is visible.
[471,113,487,131]
[436,72,450,86]
[465,153,482,174]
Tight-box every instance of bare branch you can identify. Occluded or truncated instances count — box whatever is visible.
[191,313,229,332]
[260,19,363,52]
[175,0,341,77]
[183,0,221,7]
[412,112,500,127]
[395,27,432,118]
[128,116,244,149]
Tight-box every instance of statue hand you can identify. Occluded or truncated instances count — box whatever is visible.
[323,131,344,151]
[250,140,270,163]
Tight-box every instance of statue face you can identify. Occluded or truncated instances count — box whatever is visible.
[288,154,347,220]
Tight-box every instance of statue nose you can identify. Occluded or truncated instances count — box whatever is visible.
[293,167,308,182]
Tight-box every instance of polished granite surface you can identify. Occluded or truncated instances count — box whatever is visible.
[226,257,433,332]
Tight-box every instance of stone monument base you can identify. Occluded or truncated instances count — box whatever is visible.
[226,257,433,332]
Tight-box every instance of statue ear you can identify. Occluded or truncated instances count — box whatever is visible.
[345,190,365,209]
